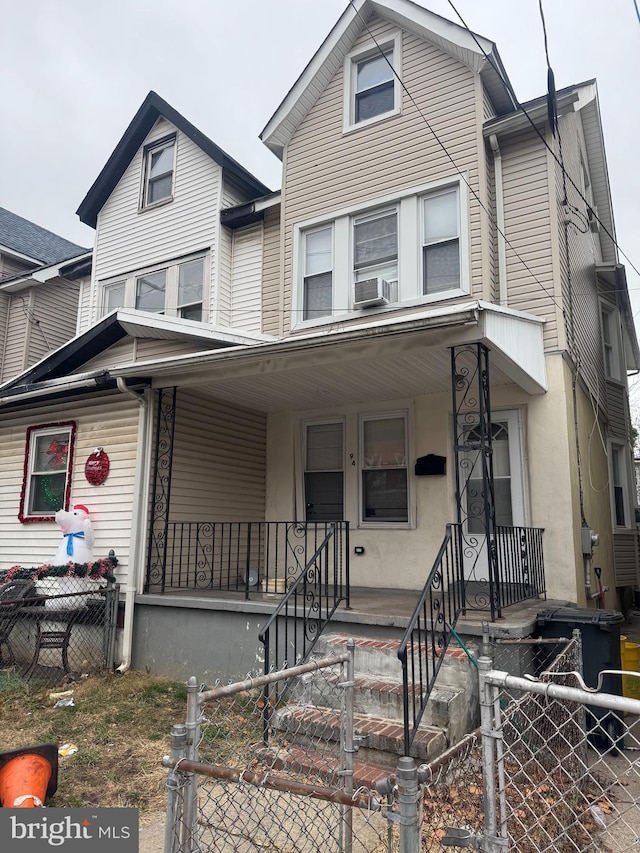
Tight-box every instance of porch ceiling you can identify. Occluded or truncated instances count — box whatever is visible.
[110,302,547,412]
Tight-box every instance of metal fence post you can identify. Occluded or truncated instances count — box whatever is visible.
[478,655,500,853]
[182,676,201,853]
[339,638,355,853]
[397,756,421,853]
[164,723,187,853]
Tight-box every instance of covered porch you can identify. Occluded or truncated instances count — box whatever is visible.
[121,301,548,626]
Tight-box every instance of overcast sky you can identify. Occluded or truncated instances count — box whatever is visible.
[2,1,640,385]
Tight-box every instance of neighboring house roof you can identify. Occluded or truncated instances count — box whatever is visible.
[0,251,92,292]
[77,91,272,229]
[0,309,275,392]
[0,207,88,266]
[260,0,516,158]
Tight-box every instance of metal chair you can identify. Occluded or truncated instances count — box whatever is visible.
[0,580,36,666]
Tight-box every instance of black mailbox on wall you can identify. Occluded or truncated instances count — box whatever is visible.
[414,454,446,476]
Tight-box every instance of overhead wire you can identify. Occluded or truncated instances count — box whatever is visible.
[346,0,566,317]
[444,0,640,284]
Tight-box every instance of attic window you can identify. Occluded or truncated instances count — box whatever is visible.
[142,135,176,208]
[344,33,401,132]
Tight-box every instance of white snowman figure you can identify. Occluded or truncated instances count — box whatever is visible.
[53,504,95,565]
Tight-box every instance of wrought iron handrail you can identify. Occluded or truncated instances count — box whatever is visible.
[258,522,349,679]
[397,524,464,754]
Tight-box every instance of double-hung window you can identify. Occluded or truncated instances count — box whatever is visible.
[422,186,461,294]
[601,304,623,381]
[304,422,344,521]
[303,226,333,321]
[136,269,167,314]
[19,422,76,522]
[345,34,400,131]
[361,414,408,523]
[104,254,206,320]
[353,208,398,286]
[142,136,176,207]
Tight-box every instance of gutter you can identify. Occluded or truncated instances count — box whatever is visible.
[114,379,152,675]
[0,370,109,406]
[489,135,507,306]
[109,305,482,380]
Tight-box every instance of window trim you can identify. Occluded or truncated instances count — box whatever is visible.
[609,440,633,531]
[102,281,126,316]
[302,418,346,522]
[359,411,410,528]
[600,301,624,383]
[302,225,334,322]
[19,421,77,523]
[293,177,469,329]
[140,134,176,211]
[99,252,208,321]
[343,33,402,133]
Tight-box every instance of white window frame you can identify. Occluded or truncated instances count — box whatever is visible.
[609,441,634,530]
[302,419,345,521]
[352,205,399,292]
[359,411,410,528]
[421,185,462,297]
[140,135,176,210]
[302,225,334,322]
[600,302,624,383]
[99,253,208,321]
[102,281,126,316]
[292,177,469,329]
[343,33,402,133]
[20,421,76,523]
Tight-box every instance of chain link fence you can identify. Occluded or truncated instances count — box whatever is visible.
[0,576,119,687]
[164,645,405,853]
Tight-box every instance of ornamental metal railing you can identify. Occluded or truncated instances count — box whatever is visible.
[145,520,349,601]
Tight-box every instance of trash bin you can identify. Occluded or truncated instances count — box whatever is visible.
[536,607,624,751]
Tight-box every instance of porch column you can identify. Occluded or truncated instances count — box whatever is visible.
[145,387,177,593]
[451,344,500,620]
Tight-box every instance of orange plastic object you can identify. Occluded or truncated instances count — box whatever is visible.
[0,753,53,807]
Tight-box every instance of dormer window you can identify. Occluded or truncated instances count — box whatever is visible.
[142,136,176,208]
[344,33,401,132]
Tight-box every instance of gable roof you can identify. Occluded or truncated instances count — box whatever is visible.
[77,91,272,229]
[0,309,273,392]
[0,207,88,266]
[260,0,516,158]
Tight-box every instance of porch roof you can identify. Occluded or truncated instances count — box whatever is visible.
[109,301,546,410]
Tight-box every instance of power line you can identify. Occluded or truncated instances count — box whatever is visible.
[445,0,640,284]
[346,0,565,316]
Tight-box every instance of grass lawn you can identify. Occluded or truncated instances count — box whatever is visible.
[0,670,187,814]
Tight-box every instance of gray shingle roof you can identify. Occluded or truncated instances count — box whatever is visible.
[0,207,88,265]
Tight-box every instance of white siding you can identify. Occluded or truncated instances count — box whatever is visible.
[0,291,8,361]
[76,277,93,334]
[170,390,266,521]
[0,393,140,583]
[93,118,222,325]
[218,180,248,326]
[75,339,136,373]
[262,206,282,336]
[231,224,263,332]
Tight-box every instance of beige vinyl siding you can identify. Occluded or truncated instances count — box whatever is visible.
[605,381,630,440]
[500,129,557,348]
[169,389,266,521]
[231,223,263,332]
[0,256,32,278]
[613,533,640,586]
[135,339,216,362]
[262,205,282,336]
[76,277,93,333]
[93,119,221,323]
[28,279,80,367]
[0,392,140,582]
[76,339,136,373]
[1,293,29,381]
[483,85,497,121]
[555,111,601,399]
[484,138,498,303]
[282,20,483,332]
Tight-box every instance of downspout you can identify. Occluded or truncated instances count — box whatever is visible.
[115,377,152,674]
[489,134,508,306]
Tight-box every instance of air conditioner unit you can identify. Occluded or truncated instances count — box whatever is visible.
[353,277,392,309]
[587,205,600,233]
